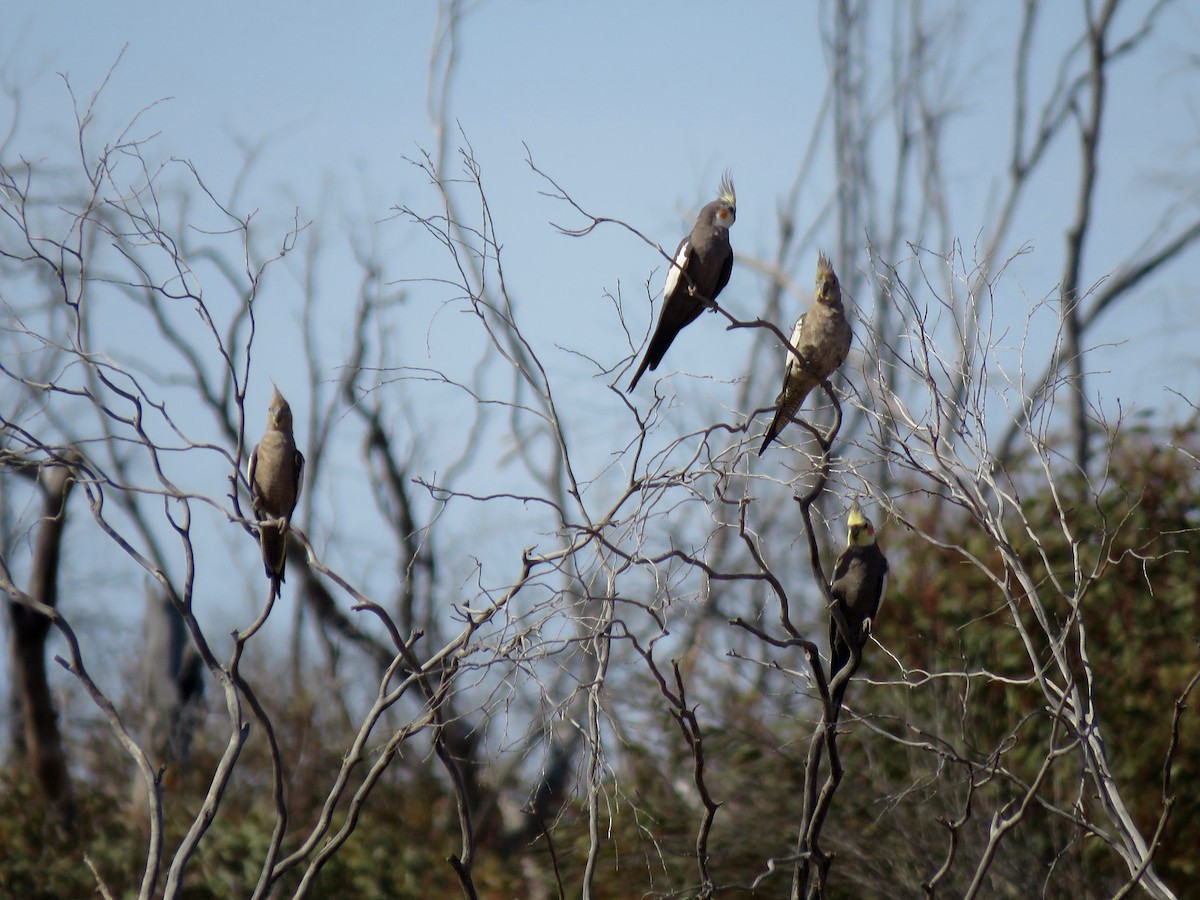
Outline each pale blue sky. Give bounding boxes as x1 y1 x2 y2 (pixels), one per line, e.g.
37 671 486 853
8 2 1197 397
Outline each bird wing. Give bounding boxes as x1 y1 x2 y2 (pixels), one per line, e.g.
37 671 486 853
869 554 890 622
830 545 853 593
627 236 706 391
838 548 889 623
758 315 815 455
247 443 263 513
827 545 856 667
713 244 733 299
782 314 806 379
662 235 690 300
872 570 888 623
291 449 305 515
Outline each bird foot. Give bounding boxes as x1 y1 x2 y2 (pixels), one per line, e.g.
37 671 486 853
688 285 720 312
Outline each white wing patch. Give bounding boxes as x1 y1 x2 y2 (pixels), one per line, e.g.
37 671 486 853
663 239 690 299
784 314 805 373
247 444 260 503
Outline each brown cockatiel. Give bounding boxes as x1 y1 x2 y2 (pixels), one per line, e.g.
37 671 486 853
828 501 889 680
758 253 851 455
247 385 304 599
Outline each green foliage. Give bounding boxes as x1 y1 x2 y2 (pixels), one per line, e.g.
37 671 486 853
834 421 1200 894
0 772 141 899
2 423 1196 896
547 421 1200 896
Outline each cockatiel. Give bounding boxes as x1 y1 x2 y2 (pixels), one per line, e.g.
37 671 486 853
247 385 305 599
758 253 851 454
828 501 889 680
628 172 736 392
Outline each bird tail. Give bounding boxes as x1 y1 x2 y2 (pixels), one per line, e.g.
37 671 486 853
829 640 849 681
828 613 849 678
758 418 782 455
830 619 859 715
627 321 677 392
260 524 289 594
627 354 653 392
758 385 811 455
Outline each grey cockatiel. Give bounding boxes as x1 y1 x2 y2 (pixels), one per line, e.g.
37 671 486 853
828 501 889 680
247 385 305 599
758 253 851 455
627 172 736 392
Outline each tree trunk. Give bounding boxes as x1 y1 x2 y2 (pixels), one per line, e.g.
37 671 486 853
7 462 78 820
140 583 204 769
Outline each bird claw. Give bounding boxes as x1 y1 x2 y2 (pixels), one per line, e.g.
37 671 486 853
687 284 719 312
